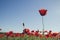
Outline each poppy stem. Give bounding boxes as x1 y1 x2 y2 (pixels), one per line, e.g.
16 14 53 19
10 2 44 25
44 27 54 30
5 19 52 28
42 16 44 35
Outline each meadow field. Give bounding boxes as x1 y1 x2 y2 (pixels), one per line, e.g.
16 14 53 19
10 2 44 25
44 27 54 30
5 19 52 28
0 28 60 40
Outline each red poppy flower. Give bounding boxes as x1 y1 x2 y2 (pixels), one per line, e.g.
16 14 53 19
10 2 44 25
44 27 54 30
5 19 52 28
31 30 35 35
36 30 39 33
27 32 31 35
9 31 13 34
45 34 49 38
30 30 34 36
0 34 5 38
52 33 58 37
6 32 10 37
56 32 60 38
35 32 39 37
49 30 52 34
6 31 13 37
39 34 42 38
31 30 34 32
39 9 47 16
20 33 24 37
15 33 21 37
23 29 30 34
9 34 14 37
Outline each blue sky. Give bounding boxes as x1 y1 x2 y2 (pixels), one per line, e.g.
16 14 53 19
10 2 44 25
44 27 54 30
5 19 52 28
0 0 60 33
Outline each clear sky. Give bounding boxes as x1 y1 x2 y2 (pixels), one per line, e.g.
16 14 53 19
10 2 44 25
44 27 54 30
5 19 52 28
0 0 60 33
